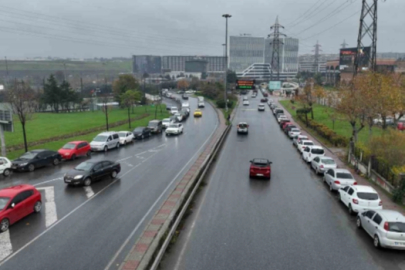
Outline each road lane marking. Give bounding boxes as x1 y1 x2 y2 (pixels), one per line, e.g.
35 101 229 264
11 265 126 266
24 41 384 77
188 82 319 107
104 121 218 270
37 187 57 228
33 177 63 187
0 178 120 267
0 231 12 262
83 186 95 199
117 156 133 162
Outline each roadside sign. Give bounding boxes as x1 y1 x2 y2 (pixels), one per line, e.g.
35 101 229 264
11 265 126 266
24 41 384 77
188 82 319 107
236 80 255 90
269 81 281 91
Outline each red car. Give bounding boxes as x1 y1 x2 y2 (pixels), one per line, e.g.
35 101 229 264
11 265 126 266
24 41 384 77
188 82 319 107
58 141 91 160
281 122 293 130
249 158 272 180
0 184 42 232
398 122 405 131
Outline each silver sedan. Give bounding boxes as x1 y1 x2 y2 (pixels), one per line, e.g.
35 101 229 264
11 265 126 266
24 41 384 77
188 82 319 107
323 168 356 191
311 156 337 175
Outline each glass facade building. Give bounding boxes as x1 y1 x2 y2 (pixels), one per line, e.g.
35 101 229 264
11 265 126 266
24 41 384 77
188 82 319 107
264 37 299 72
229 36 265 72
132 55 162 74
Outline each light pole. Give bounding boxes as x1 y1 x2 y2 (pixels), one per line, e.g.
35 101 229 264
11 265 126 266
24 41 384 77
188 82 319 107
222 14 231 112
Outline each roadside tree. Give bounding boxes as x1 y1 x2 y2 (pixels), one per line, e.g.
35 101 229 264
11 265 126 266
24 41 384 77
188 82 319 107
177 79 189 90
112 74 140 101
120 90 143 129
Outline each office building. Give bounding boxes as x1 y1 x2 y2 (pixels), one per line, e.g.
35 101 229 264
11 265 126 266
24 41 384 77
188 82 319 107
161 56 225 73
132 55 162 74
185 59 208 73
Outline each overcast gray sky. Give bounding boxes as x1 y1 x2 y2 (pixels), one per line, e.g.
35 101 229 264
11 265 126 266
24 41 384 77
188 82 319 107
0 0 404 59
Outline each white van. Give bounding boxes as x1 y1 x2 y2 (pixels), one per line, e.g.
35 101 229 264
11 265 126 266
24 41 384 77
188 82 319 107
182 102 190 112
90 132 120 152
197 97 205 108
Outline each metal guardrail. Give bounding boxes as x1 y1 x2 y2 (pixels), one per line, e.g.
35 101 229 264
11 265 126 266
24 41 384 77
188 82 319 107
149 124 232 270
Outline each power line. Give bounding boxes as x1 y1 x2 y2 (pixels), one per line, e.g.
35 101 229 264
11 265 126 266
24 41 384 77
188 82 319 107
284 0 324 27
287 0 335 29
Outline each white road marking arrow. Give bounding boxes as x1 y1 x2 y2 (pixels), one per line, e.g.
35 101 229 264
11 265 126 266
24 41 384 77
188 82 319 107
0 230 12 262
36 186 58 228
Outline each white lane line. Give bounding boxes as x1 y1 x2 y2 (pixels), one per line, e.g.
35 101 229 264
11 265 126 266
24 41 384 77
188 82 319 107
33 177 63 187
37 186 58 228
0 231 13 262
117 156 133 162
83 186 95 199
0 178 120 267
104 120 218 270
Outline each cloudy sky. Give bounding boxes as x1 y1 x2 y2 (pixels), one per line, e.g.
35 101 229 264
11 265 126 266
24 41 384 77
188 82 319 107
0 0 404 59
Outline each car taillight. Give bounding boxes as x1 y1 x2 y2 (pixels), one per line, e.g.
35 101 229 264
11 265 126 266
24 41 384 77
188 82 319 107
320 165 324 169
353 182 357 185
379 200 382 206
352 198 358 204
384 222 389 231
334 180 340 184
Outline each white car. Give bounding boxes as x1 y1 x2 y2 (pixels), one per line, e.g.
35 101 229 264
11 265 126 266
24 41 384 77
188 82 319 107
243 96 248 101
174 112 183 122
0 157 12 177
297 140 314 153
237 122 249 134
288 128 300 139
118 131 134 145
324 168 357 191
162 118 174 129
170 106 179 115
293 135 308 147
258 104 265 111
302 145 325 162
243 100 249 106
311 156 337 175
356 209 405 249
165 123 184 136
339 185 382 215
277 115 288 123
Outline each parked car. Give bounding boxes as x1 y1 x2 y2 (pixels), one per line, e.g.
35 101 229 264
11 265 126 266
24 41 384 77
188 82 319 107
194 109 203 117
133 127 151 139
281 121 293 130
274 108 284 115
258 104 265 111
279 118 290 127
243 100 250 106
165 123 184 136
58 141 91 160
90 132 120 152
0 157 12 177
12 150 62 172
302 145 325 163
249 158 272 180
293 135 308 147
288 128 300 139
64 160 121 186
118 131 134 145
311 156 337 175
170 106 179 115
237 122 249 134
397 121 405 131
148 120 163 134
297 140 314 153
162 118 174 129
324 168 357 192
283 124 297 134
0 184 42 232
277 115 288 123
356 209 405 249
339 185 382 215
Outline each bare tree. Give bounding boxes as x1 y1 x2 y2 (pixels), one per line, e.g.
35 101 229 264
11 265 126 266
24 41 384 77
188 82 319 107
6 81 38 152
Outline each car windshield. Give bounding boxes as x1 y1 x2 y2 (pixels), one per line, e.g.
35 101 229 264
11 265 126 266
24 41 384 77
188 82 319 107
163 119 170 123
387 222 405 233
0 197 10 210
322 159 335 165
20 152 37 160
239 124 248 128
311 149 324 154
149 122 158 127
118 133 127 137
169 124 178 128
336 173 353 179
252 159 269 166
93 135 107 142
62 143 76 149
357 192 379 200
134 127 144 132
291 129 299 132
304 142 314 145
75 162 94 171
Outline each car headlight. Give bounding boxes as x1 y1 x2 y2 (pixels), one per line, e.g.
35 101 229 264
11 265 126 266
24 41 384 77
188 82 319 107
74 175 83 179
19 163 28 166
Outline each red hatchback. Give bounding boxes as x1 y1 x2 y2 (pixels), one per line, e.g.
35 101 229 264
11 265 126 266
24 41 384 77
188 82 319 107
0 184 42 232
58 141 91 160
249 158 272 180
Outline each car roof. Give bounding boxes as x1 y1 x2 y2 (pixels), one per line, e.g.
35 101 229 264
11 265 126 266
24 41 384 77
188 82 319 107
238 122 248 125
118 131 131 133
98 132 117 135
301 140 313 143
162 118 171 121
351 185 377 193
67 141 86 144
252 158 270 164
308 145 323 149
320 156 334 160
30 149 48 153
134 126 145 129
149 120 160 122
373 210 405 221
335 168 351 173
0 184 36 197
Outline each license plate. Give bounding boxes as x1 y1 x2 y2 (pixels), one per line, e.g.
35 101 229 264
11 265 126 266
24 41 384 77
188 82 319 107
256 174 263 176
395 242 405 246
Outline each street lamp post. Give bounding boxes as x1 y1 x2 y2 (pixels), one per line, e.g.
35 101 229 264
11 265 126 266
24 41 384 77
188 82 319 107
222 14 231 113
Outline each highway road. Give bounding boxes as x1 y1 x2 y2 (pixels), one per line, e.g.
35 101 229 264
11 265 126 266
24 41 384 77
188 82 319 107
0 96 219 270
161 92 405 270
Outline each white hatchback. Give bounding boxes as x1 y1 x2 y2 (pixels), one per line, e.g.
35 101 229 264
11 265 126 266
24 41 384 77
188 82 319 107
311 156 337 175
324 168 357 191
297 140 314 153
302 145 325 162
243 100 250 106
288 128 300 139
339 185 382 215
0 157 12 177
118 131 134 145
293 135 308 147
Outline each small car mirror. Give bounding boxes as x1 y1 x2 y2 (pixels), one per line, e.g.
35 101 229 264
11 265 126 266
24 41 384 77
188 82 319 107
249 160 253 163
10 203 15 208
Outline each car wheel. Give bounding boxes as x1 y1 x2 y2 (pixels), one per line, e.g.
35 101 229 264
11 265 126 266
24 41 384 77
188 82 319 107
34 201 42 213
28 164 35 172
104 146 108 152
86 151 91 157
348 204 354 215
0 218 10 232
374 235 381 249
3 169 11 177
71 154 76 161
315 168 319 175
111 170 118 178
123 141 126 145
356 217 362 229
116 143 120 149
329 182 333 192
83 178 92 186
53 158 60 166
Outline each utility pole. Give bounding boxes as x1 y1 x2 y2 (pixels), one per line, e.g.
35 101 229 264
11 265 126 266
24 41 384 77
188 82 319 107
4 57 9 87
313 41 322 73
269 16 286 85
63 63 67 81
353 0 383 76
222 14 231 113
341 39 348 49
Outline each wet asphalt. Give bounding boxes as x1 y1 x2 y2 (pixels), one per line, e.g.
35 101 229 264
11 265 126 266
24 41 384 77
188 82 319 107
0 96 219 270
160 92 405 270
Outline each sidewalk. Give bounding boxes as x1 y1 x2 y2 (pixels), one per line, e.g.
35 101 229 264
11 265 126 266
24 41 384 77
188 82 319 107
275 97 405 215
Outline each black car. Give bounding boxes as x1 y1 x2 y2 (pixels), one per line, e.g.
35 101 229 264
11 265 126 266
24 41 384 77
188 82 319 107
64 160 121 186
181 109 189 118
12 149 62 172
182 94 189 100
133 127 152 139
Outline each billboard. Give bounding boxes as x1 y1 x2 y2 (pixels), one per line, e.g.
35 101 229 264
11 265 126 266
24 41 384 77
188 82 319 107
269 81 281 90
339 47 370 72
236 80 255 90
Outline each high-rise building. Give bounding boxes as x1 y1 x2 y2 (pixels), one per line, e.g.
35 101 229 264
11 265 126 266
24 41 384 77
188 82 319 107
229 36 265 72
185 59 208 73
132 55 162 74
161 56 225 72
264 37 299 72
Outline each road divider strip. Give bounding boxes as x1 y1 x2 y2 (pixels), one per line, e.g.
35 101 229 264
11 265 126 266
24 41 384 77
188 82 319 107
117 105 233 270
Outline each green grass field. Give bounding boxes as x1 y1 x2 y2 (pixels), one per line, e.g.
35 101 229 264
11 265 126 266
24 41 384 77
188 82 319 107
5 105 169 152
0 60 131 72
279 100 383 145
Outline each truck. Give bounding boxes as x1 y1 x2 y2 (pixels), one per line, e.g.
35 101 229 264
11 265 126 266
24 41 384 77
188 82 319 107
197 96 205 108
